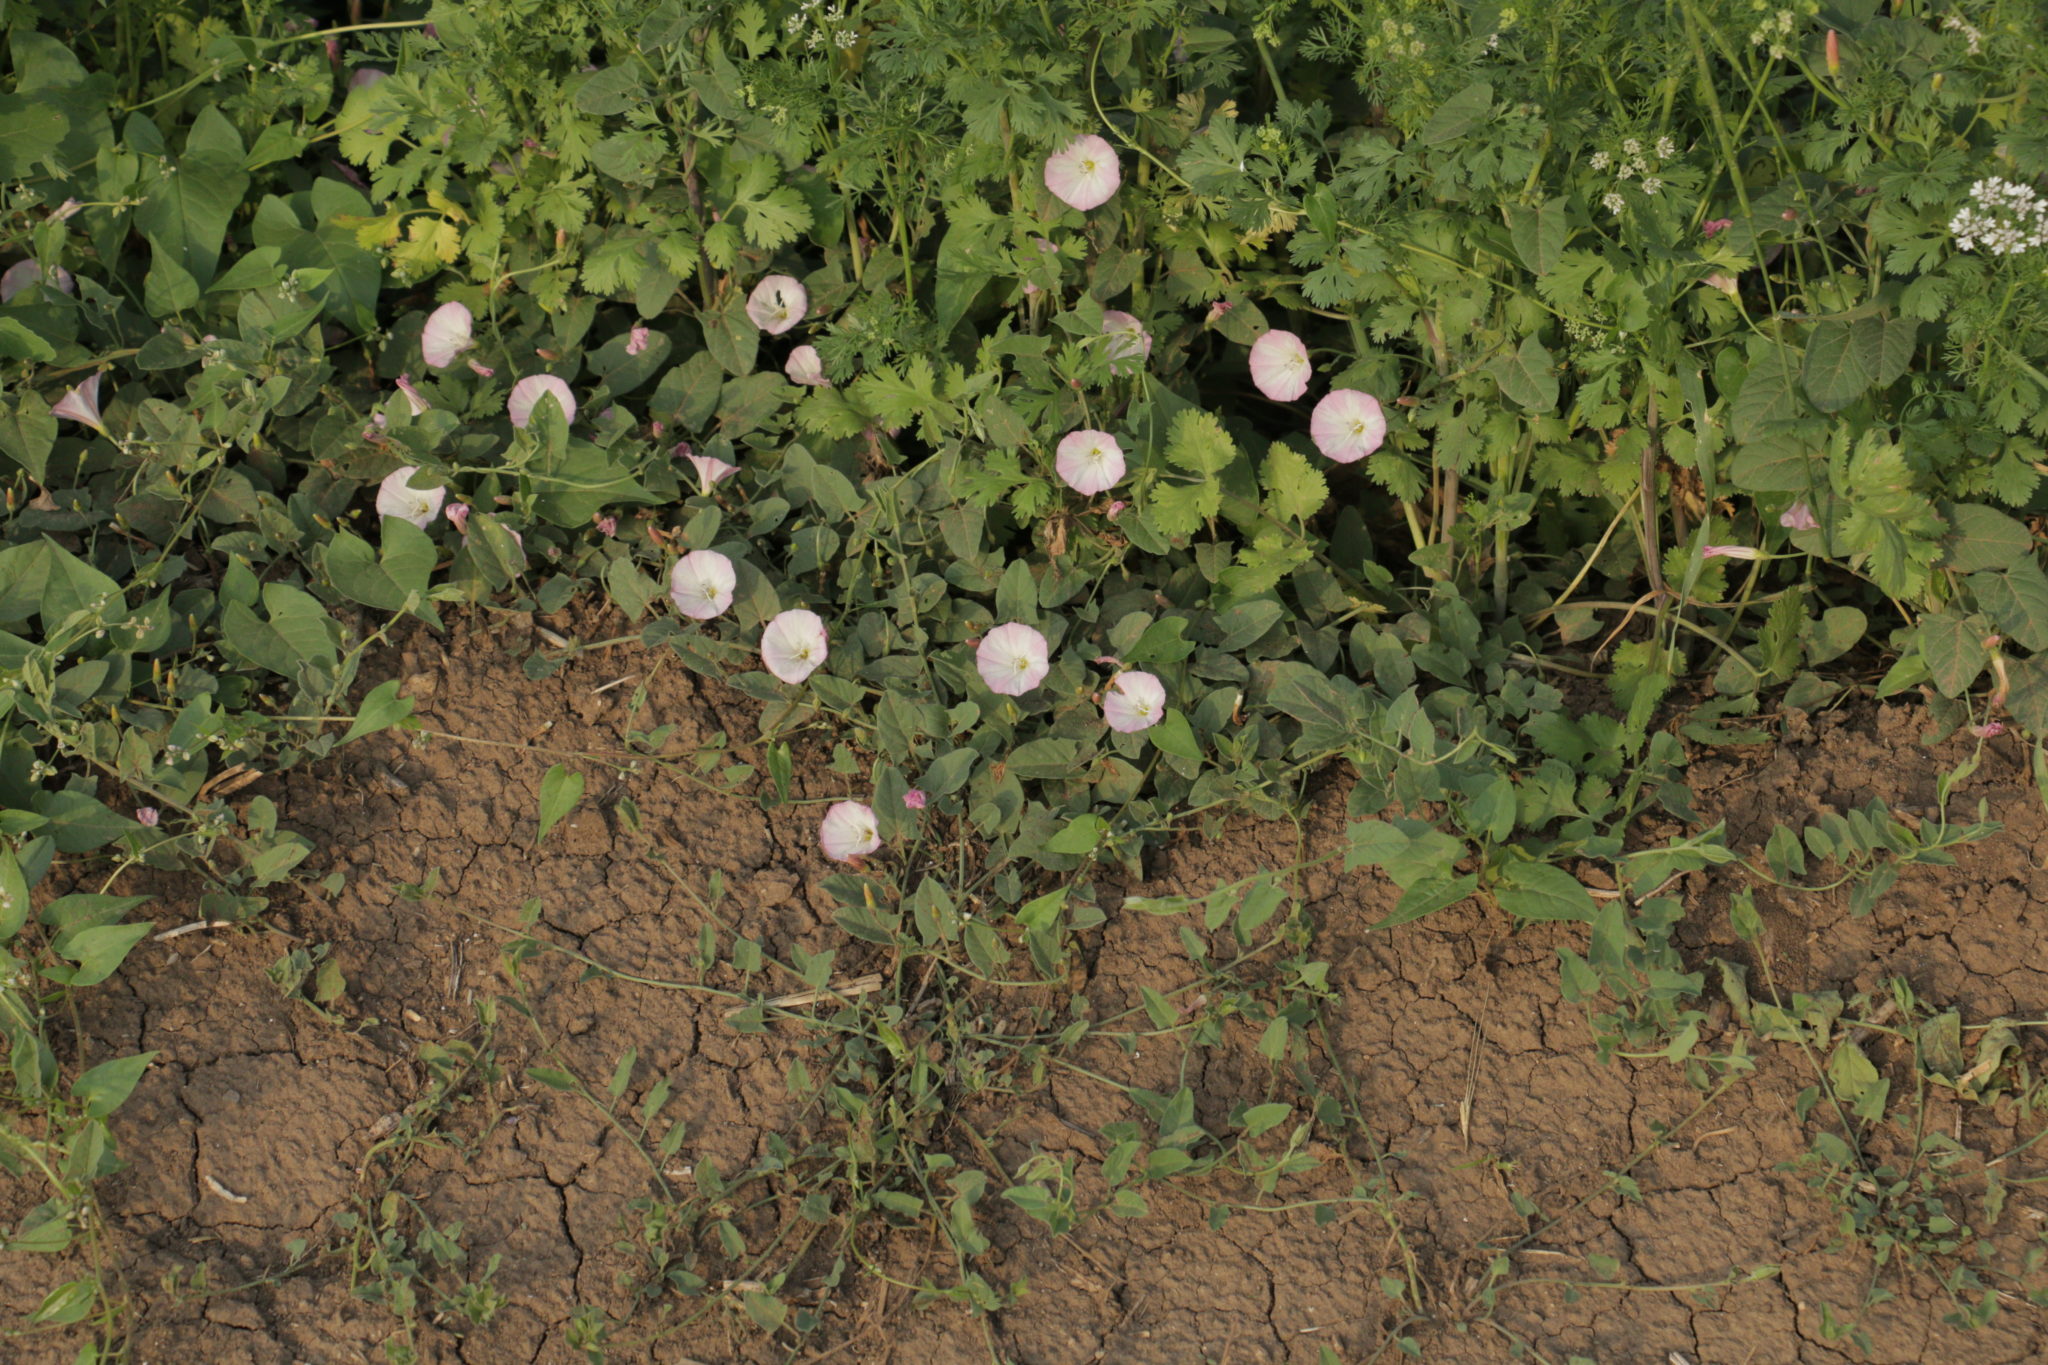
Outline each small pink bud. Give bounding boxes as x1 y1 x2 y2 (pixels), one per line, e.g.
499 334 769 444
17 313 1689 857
903 788 928 810
1702 544 1761 560
1105 500 1126 519
446 502 471 533
1826 29 1840 76
1971 721 2006 739
626 325 651 356
595 515 618 537
1702 218 1734 238
135 806 160 828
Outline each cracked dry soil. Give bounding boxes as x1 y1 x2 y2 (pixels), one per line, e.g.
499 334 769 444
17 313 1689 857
7 608 2048 1364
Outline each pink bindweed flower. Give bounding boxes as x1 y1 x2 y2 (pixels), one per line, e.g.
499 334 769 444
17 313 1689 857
976 623 1051 696
1779 500 1818 531
507 374 577 428
1056 429 1126 496
1248 329 1312 402
1 259 74 303
746 275 807 335
595 515 617 537
684 450 738 495
376 465 447 528
819 800 882 863
626 325 651 356
761 609 830 684
1702 544 1761 560
1105 500 1127 519
394 373 430 415
1310 389 1386 464
135 806 160 828
421 301 473 368
785 344 829 386
1043 134 1121 211
1101 311 1151 375
466 357 495 377
1702 218 1734 238
903 788 928 810
51 373 108 436
446 502 471 533
1971 720 2006 739
669 550 736 620
1101 670 1167 733
1206 299 1234 325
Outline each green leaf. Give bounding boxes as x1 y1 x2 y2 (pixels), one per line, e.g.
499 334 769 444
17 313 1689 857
71 1051 157 1119
1972 563 2048 652
342 679 417 746
1730 346 1806 442
1416 81 1492 145
1241 1102 1291 1137
0 845 25 940
1942 504 2033 574
54 921 152 987
1510 197 1569 275
1364 874 1479 932
1917 611 1989 698
1801 319 1873 412
0 390 57 483
35 792 135 854
536 764 584 846
1164 409 1238 477
1492 335 1558 412
1043 813 1106 856
1495 861 1597 923
1261 442 1328 524
525 1066 580 1091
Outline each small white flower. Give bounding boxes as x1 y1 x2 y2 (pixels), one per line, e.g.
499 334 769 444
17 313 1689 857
1588 151 1610 171
1603 192 1626 216
1655 136 1677 159
1642 177 1663 196
668 551 736 620
819 801 881 863
761 609 830 684
1622 138 1641 156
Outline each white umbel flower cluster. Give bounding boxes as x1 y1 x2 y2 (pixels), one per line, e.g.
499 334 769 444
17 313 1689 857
1949 178 2048 256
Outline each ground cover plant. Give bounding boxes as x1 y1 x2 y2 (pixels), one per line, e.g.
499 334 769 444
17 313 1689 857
3 0 2048 1359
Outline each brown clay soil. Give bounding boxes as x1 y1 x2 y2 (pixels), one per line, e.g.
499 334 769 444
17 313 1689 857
9 607 2048 1365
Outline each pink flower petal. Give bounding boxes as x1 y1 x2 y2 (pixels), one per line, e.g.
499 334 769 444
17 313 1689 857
976 623 1050 696
421 301 473 368
1779 500 1818 531
376 465 447 528
1101 310 1151 376
1702 544 1761 560
1309 389 1386 464
903 788 928 810
50 373 106 435
1101 671 1167 733
1 259 73 303
785 344 830 386
669 550 736 620
1056 429 1126 496
1044 134 1121 211
394 373 430 415
1248 329 1311 401
819 800 881 862
508 374 577 428
684 450 738 495
746 275 807 335
761 609 829 684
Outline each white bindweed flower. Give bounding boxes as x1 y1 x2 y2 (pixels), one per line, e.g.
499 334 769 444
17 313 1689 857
668 550 736 620
1055 429 1126 495
976 622 1051 696
394 373 430 415
1702 544 1761 560
1101 310 1151 376
683 447 738 494
1 259 74 303
508 374 577 428
1309 389 1387 464
785 344 830 386
1043 134 1121 211
1248 329 1312 401
376 465 447 528
746 275 807 334
421 301 473 368
1101 671 1167 733
761 609 829 683
818 800 881 863
51 372 107 436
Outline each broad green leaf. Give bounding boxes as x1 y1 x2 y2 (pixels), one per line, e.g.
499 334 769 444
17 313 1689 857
0 844 28 939
1972 563 2048 653
1494 861 1597 923
1364 874 1479 932
1801 319 1873 412
1416 81 1492 144
1043 813 1106 856
1942 503 2033 574
1917 611 1989 698
1492 335 1558 412
536 764 584 845
54 921 152 986
1730 346 1806 442
71 1051 157 1119
1510 197 1568 275
1241 1102 1291 1137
